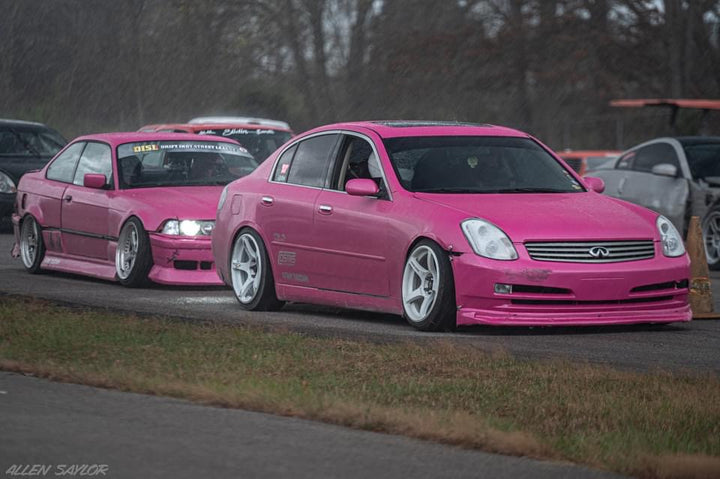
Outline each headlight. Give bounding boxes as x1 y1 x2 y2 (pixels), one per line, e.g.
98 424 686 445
461 218 517 260
0 171 16 194
217 185 229 212
656 215 685 257
161 219 215 236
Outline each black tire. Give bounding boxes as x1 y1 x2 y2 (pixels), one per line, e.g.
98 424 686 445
702 207 720 270
401 239 456 332
115 217 152 287
19 214 45 274
229 228 284 311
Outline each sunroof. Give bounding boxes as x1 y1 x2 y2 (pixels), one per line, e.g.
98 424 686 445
371 120 492 128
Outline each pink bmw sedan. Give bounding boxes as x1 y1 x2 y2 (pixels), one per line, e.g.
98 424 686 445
13 132 257 286
212 121 691 331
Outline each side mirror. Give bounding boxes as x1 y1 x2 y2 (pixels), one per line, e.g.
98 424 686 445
346 178 379 197
84 173 107 189
583 176 605 194
651 163 678 177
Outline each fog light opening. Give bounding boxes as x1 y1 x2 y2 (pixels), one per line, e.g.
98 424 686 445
494 283 512 294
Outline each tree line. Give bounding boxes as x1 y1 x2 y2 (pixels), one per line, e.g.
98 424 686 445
1 0 719 150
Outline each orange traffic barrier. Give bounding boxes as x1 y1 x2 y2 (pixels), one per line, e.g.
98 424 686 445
686 216 720 318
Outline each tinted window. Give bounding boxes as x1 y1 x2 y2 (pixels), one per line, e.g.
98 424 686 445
384 136 583 193
197 128 293 162
46 142 85 183
684 143 720 180
0 126 66 156
286 134 339 188
272 144 298 182
631 143 679 173
73 142 112 186
116 141 254 189
333 135 386 191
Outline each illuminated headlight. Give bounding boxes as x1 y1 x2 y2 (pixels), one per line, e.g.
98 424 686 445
461 218 517 260
161 219 215 236
656 215 685 257
0 171 16 194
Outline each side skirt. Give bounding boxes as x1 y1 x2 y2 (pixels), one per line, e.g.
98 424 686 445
276 283 403 315
40 253 117 282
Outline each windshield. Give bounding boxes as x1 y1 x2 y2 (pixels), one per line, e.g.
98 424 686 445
0 127 66 156
384 136 584 193
685 143 720 181
196 128 292 162
117 141 258 189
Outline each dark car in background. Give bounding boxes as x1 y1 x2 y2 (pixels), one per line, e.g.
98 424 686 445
0 119 67 219
590 137 720 268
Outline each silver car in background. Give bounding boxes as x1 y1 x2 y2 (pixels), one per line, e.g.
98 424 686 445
590 137 720 268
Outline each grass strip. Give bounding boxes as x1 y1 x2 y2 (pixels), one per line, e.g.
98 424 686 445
1 295 719 478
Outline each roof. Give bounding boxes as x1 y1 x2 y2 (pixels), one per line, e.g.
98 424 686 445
0 118 52 128
308 121 527 139
73 132 242 147
139 122 293 133
610 99 720 110
188 116 292 130
676 136 720 146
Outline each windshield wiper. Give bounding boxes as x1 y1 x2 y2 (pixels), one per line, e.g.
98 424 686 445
414 187 487 193
488 187 576 193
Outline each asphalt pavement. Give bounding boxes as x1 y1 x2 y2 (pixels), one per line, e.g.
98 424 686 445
0 372 622 479
1 232 719 373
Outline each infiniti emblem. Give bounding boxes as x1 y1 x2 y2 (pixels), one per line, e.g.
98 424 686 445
588 246 610 258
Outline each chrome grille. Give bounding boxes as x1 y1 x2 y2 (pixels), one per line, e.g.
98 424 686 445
525 241 655 263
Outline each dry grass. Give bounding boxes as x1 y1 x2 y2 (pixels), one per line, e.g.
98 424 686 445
1 295 719 478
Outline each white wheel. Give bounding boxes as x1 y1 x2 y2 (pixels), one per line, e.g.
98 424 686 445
402 245 440 322
231 232 263 304
401 240 456 331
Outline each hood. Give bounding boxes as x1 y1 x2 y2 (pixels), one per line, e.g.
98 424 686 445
118 186 223 224
0 155 52 182
414 192 659 242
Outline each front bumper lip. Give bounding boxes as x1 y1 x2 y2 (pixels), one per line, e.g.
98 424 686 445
147 233 223 286
452 246 691 326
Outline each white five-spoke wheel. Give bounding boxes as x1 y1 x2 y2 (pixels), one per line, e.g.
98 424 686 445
229 229 283 311
703 209 720 270
231 233 263 304
403 245 440 322
401 240 456 331
19 215 45 273
115 218 152 287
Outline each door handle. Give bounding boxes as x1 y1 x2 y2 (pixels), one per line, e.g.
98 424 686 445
63 195 72 202
261 196 274 206
318 204 333 214
617 178 626 196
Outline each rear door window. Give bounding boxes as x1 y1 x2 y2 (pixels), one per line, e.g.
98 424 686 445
283 134 340 188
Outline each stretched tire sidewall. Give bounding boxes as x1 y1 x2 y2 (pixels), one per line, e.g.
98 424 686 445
20 214 45 274
116 217 152 287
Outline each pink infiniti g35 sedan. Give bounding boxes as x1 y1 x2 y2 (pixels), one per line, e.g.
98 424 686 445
12 132 257 286
212 121 692 331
